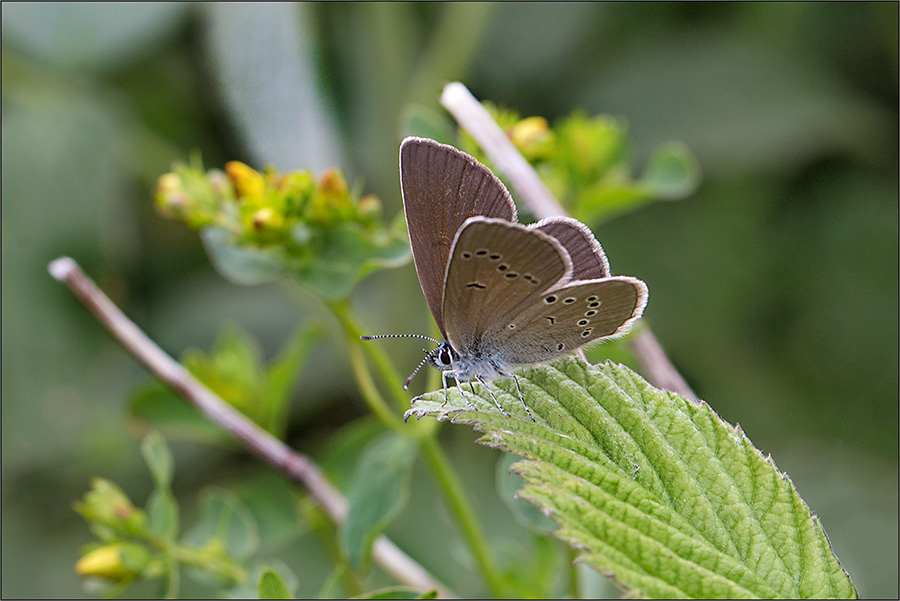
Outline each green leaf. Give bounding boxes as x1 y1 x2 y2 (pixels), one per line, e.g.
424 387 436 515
183 489 259 562
201 225 286 285
638 141 701 200
292 221 411 300
351 586 437 599
495 452 555 533
200 220 410 300
141 431 174 490
146 489 179 541
316 565 347 599
341 432 419 571
406 357 856 599
258 568 293 599
400 104 456 145
129 382 232 446
261 323 323 434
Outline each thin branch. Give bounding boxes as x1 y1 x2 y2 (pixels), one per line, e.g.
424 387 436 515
441 82 567 220
48 257 455 598
440 82 699 403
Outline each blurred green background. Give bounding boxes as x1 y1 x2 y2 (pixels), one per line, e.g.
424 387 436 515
2 3 897 598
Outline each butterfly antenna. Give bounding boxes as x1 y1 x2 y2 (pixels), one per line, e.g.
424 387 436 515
360 333 441 345
403 350 434 390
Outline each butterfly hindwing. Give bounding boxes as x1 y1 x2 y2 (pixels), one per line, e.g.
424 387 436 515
532 216 610 279
400 138 516 335
483 277 648 365
442 217 572 353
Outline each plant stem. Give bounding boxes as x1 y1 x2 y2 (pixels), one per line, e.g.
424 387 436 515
328 299 410 411
344 325 406 430
328 298 507 596
48 257 454 598
418 436 508 598
440 82 699 402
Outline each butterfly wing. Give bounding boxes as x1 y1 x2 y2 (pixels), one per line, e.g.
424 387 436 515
400 137 516 335
484 277 648 365
441 217 572 353
532 216 610 279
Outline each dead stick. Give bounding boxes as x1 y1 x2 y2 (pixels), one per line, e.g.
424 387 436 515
48 256 455 597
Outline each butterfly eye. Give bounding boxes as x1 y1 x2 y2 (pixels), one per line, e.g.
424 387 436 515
439 348 453 365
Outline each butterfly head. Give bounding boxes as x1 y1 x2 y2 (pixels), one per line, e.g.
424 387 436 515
427 340 458 371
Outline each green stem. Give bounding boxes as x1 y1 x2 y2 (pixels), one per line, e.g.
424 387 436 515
345 334 405 431
329 298 506 596
567 546 580 599
328 300 409 411
418 436 507 597
169 542 245 586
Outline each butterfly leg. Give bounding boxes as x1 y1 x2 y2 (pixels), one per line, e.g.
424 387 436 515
474 375 511 417
511 374 535 422
454 376 476 410
440 370 450 407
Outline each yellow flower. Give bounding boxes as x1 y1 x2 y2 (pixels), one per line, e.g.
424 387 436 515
226 161 266 202
76 545 131 581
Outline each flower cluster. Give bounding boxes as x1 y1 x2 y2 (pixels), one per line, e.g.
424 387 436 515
154 158 410 299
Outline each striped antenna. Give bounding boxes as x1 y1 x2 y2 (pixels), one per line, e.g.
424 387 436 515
360 333 441 345
403 350 435 390
360 334 442 389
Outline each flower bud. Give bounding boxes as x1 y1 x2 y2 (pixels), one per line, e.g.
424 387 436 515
356 194 381 224
311 169 353 225
226 161 266 202
74 479 147 536
154 173 191 219
251 207 286 241
75 543 150 581
510 116 553 160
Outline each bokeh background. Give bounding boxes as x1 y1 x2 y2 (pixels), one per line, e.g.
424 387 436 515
2 3 897 598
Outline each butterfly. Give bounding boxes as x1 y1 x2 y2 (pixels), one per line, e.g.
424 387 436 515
363 137 647 420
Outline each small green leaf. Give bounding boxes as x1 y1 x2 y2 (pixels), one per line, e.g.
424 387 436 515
129 382 232 446
292 221 411 300
341 432 419 571
146 489 179 541
400 104 456 145
639 141 701 200
141 431 174 490
183 489 259 561
258 568 293 599
406 357 856 599
316 565 347 599
261 323 323 434
201 225 286 285
351 586 437 599
495 452 555 533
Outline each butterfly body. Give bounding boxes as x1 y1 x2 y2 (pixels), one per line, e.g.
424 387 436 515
365 137 648 418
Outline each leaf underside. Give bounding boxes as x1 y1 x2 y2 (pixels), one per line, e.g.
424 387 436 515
405 357 856 599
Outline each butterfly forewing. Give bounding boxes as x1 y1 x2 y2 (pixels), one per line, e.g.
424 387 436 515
484 277 648 365
400 137 516 335
532 217 610 279
442 217 572 353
